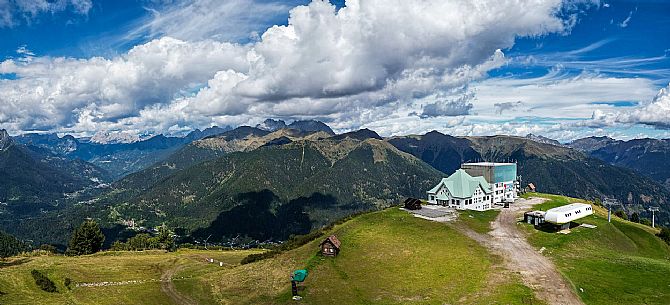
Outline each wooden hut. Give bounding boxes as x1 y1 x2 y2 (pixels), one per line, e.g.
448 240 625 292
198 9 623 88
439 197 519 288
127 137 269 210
320 235 341 257
404 198 422 210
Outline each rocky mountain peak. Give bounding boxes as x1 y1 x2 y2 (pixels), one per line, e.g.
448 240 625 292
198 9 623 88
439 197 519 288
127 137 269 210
0 129 12 150
526 134 562 147
256 119 288 131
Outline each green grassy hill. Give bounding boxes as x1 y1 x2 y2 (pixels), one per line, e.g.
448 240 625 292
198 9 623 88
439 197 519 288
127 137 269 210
0 208 541 305
0 249 261 305
3 195 669 305
520 193 670 305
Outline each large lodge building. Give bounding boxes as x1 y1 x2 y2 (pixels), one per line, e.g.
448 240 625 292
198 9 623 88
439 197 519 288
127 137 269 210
427 162 518 211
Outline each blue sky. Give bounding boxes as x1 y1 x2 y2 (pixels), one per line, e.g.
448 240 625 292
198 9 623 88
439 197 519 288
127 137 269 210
0 0 669 141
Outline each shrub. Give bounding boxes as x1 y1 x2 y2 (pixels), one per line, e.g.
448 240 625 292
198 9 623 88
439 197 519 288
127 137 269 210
658 227 670 245
31 270 57 293
39 244 58 254
110 225 176 252
593 198 603 207
614 210 628 220
640 218 652 226
630 212 640 223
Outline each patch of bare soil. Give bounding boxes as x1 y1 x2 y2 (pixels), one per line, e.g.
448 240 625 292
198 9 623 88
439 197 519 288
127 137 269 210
161 261 198 305
455 198 584 305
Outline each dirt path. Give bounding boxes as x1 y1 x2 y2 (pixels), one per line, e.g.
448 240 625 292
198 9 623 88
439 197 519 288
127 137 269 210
161 262 198 305
455 198 584 305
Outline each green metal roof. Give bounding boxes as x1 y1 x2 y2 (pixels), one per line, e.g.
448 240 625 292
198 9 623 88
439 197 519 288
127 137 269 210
427 169 491 199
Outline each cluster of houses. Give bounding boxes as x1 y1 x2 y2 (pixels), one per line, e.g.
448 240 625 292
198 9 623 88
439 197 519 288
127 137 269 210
426 162 519 211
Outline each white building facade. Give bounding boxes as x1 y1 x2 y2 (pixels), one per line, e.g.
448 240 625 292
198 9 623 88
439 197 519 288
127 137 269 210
427 162 519 211
427 169 494 211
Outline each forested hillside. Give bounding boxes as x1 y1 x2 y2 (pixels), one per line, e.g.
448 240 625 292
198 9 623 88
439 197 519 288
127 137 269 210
101 137 442 242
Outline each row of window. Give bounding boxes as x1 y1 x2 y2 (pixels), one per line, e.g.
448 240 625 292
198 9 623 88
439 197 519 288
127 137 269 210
565 207 592 218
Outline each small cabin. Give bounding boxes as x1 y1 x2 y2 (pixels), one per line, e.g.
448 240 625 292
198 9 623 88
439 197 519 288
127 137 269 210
524 210 546 226
320 235 341 257
404 198 422 210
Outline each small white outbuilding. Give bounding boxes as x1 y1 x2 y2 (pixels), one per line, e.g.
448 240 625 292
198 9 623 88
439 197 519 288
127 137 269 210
544 203 593 224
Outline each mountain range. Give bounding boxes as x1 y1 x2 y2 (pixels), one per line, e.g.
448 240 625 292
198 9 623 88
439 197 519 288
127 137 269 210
567 137 670 190
1 122 669 246
0 130 108 218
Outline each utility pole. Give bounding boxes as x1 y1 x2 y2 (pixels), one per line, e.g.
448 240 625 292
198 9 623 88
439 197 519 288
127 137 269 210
649 207 660 228
603 197 618 223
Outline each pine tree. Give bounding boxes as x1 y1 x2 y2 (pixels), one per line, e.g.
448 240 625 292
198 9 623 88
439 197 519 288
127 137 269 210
68 220 105 255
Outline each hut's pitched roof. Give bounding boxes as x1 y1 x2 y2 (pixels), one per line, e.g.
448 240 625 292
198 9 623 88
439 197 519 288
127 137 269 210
321 235 341 249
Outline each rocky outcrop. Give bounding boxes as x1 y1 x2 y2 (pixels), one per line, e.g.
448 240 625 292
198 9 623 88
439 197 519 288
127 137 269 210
0 129 12 151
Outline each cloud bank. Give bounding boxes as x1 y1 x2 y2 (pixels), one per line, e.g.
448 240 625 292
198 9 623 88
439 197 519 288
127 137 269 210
589 83 670 129
0 0 593 136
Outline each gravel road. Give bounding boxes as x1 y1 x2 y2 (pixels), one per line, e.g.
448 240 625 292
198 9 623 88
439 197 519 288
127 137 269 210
161 262 198 305
456 198 584 305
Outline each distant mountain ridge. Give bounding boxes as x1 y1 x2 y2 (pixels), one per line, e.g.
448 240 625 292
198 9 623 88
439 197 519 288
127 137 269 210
567 136 620 152
12 126 232 180
525 133 563 146
0 129 109 218
256 119 335 135
569 137 670 190
4 122 670 246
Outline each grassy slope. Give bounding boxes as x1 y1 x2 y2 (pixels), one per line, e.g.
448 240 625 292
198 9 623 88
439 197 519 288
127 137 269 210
198 208 541 305
458 209 500 234
0 249 260 305
0 209 539 305
521 193 670 305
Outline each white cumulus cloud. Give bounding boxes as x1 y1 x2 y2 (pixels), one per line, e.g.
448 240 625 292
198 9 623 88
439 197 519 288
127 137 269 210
1 0 586 136
589 83 670 128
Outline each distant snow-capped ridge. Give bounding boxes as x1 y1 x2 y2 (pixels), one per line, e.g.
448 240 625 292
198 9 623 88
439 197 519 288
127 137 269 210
90 131 151 144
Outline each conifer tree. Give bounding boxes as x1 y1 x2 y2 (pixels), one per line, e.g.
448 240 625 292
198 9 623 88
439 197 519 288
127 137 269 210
68 220 105 255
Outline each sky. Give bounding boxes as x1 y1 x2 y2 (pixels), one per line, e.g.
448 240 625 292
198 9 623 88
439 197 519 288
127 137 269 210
0 0 669 142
